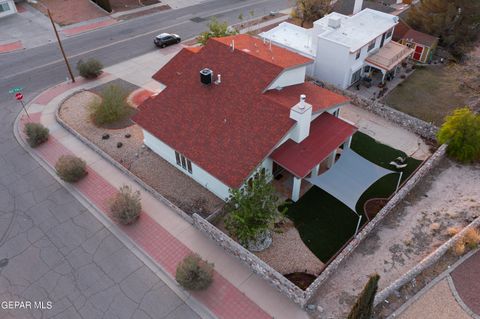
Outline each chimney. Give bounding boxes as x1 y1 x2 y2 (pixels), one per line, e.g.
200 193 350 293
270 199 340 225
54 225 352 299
200 68 213 85
353 0 363 15
289 95 312 143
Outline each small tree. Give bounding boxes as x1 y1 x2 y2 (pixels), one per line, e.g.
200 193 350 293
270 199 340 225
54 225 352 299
24 122 49 147
77 58 103 79
176 254 214 290
197 17 238 45
347 273 380 319
437 107 480 163
109 185 141 225
225 169 285 247
293 0 333 27
55 155 87 183
90 85 129 125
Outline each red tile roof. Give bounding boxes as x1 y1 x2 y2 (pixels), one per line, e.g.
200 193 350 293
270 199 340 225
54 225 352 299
214 34 313 69
133 35 348 189
264 82 350 113
393 20 438 48
270 113 357 178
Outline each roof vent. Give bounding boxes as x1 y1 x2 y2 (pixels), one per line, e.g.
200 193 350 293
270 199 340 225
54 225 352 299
328 16 341 29
200 68 213 85
299 94 306 109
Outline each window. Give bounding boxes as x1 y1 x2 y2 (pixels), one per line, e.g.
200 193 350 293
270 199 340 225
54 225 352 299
351 68 362 85
364 65 371 73
367 40 376 52
0 2 10 12
174 151 192 174
355 50 361 60
386 28 393 38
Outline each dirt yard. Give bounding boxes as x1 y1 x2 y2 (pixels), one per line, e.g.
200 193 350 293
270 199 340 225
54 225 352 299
33 0 107 26
385 50 480 126
59 91 223 216
313 159 480 318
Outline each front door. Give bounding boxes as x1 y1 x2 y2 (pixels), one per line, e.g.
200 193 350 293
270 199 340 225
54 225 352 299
272 162 284 178
413 45 423 61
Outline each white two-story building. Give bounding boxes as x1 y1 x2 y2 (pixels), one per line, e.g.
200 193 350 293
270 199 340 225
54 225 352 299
260 8 413 89
0 0 17 18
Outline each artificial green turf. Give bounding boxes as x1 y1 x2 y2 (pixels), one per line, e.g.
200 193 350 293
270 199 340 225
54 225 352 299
286 132 423 263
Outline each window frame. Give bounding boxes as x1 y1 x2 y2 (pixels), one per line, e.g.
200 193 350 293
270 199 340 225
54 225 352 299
367 39 376 52
355 49 361 60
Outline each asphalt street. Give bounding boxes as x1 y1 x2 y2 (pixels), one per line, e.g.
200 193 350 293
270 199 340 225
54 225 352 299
0 1 289 318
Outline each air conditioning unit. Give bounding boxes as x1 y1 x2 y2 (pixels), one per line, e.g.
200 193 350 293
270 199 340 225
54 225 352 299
200 68 213 85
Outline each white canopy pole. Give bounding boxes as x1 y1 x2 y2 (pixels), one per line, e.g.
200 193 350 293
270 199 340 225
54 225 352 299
395 171 403 193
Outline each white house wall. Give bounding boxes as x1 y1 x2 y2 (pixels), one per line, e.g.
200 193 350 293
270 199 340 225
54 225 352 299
314 38 351 88
143 130 231 200
267 66 307 90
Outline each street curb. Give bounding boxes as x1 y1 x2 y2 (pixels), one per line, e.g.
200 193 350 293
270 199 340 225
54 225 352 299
387 248 479 319
13 82 216 319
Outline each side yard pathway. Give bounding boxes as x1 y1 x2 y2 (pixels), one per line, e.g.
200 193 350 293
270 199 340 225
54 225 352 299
16 77 309 318
396 249 480 319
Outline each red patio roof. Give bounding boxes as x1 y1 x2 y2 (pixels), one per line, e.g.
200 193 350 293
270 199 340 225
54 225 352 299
270 113 357 178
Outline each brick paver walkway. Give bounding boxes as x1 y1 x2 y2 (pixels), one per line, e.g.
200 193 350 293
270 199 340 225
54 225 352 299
451 250 480 316
18 81 275 319
0 40 23 54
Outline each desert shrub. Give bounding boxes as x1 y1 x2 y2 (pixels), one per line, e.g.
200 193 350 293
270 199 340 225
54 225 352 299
453 239 466 256
109 185 141 225
437 107 480 163
55 155 87 182
348 273 380 319
175 254 214 290
24 122 49 147
90 85 129 125
446 226 461 237
77 58 103 79
463 228 480 249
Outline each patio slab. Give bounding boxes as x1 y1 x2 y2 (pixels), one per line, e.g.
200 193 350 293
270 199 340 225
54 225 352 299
339 103 431 160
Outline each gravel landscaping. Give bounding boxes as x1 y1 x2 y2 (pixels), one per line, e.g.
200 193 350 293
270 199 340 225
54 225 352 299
59 91 223 216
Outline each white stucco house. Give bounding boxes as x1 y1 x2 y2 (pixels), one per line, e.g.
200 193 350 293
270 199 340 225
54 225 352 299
133 34 357 202
260 8 413 89
0 0 17 18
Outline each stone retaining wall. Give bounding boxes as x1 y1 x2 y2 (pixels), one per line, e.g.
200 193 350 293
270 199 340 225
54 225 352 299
375 215 480 306
324 84 439 141
55 91 194 224
303 144 447 304
191 214 307 306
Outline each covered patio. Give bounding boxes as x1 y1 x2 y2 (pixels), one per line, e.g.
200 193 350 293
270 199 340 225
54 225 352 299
364 41 414 85
270 112 357 202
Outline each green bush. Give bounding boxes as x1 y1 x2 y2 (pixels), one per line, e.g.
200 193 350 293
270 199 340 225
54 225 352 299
225 169 285 246
90 85 129 125
176 254 214 290
437 107 480 163
77 58 103 79
109 185 141 225
55 155 87 183
197 17 238 45
24 122 49 147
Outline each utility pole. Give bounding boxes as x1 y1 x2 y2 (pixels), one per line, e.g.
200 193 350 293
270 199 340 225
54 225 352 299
43 5 75 82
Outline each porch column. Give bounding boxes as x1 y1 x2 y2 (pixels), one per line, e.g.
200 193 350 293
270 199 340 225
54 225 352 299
381 70 387 84
343 136 352 149
292 176 302 202
311 164 320 177
327 149 337 168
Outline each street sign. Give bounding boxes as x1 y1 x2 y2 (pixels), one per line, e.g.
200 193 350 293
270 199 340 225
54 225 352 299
15 93 23 101
8 87 23 94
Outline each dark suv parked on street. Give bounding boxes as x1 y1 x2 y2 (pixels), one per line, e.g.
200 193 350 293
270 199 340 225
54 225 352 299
154 33 181 48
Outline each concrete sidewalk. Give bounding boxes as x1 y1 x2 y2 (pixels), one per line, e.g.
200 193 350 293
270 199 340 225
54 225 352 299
15 48 310 319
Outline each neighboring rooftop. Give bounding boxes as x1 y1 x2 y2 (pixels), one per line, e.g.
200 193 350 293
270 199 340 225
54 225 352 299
259 23 316 57
333 0 396 15
133 35 349 189
314 9 398 52
393 19 438 48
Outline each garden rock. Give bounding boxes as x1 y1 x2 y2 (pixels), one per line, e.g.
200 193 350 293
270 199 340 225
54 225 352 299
247 230 272 252
125 133 131 138
102 133 110 140
117 142 123 148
